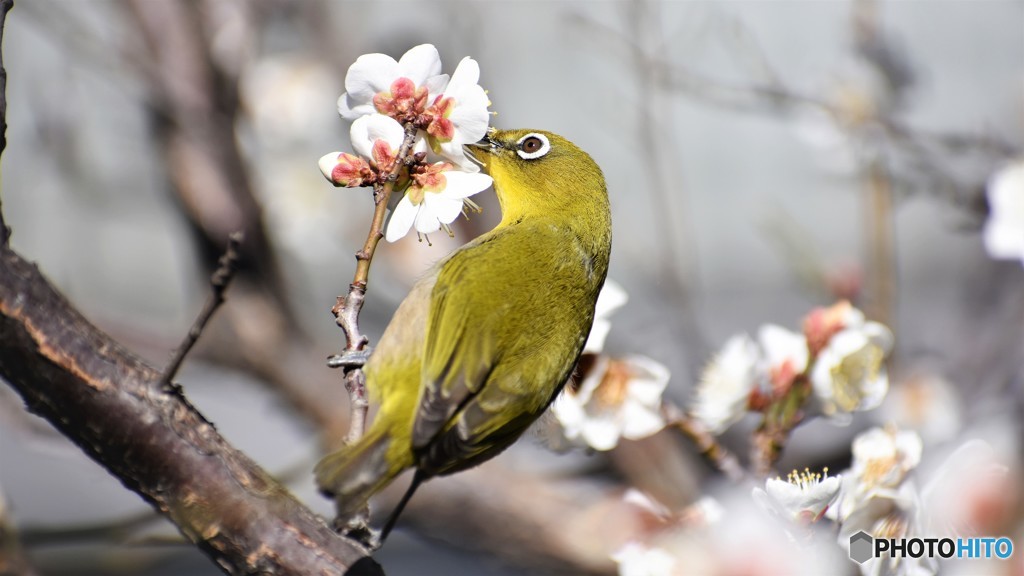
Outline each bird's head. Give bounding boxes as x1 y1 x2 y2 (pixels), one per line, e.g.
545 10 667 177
466 128 609 228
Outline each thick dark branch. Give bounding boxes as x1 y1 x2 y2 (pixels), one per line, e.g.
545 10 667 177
0 247 381 576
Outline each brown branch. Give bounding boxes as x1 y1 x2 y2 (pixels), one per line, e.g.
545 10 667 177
330 122 420 446
160 231 243 388
0 248 381 575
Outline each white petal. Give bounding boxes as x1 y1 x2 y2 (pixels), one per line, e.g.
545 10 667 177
594 279 629 319
385 195 418 242
350 114 403 159
573 356 607 405
621 355 670 406
863 321 895 353
397 44 442 85
422 194 464 227
613 543 676 576
551 392 587 437
580 415 623 451
438 145 480 172
984 220 1024 261
337 93 376 121
412 201 443 235
692 333 759 433
446 57 480 92
447 84 491 142
983 163 1024 262
424 74 449 97
620 400 665 439
344 53 399 103
758 324 809 374
439 171 492 199
317 152 342 180
583 319 611 354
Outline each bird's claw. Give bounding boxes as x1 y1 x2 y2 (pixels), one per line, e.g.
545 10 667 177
327 348 373 369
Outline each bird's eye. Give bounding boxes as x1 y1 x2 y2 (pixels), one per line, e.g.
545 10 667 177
516 133 550 160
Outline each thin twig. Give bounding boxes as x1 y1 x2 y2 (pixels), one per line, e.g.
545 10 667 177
0 0 13 247
330 122 420 446
662 402 747 483
159 231 244 388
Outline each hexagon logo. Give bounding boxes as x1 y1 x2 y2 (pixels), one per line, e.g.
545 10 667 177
849 531 874 564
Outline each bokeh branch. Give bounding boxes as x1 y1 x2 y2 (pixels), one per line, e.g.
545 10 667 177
122 0 348 439
159 231 244 388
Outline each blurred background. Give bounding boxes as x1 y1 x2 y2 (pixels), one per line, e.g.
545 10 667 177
0 1 1021 574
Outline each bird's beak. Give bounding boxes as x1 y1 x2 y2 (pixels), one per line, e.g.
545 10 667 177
464 128 498 168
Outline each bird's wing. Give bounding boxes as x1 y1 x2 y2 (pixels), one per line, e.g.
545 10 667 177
411 223 596 460
410 233 501 450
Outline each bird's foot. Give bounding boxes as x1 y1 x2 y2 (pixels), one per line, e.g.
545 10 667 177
327 347 373 369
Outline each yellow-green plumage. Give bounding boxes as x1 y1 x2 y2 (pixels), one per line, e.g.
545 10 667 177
315 128 612 523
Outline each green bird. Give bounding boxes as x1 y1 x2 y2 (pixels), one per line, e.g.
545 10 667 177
315 128 612 541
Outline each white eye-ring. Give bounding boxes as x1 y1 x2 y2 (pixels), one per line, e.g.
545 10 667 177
516 133 550 160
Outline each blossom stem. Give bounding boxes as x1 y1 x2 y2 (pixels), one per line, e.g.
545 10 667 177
330 121 420 446
663 402 747 482
751 377 811 477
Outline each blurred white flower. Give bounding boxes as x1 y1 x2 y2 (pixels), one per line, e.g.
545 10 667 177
612 542 676 576
918 440 1016 539
833 434 1014 576
241 57 339 144
877 372 962 446
830 427 923 524
337 44 446 121
809 304 893 420
584 279 628 354
553 355 669 451
755 467 841 524
983 160 1024 265
385 164 492 242
758 324 809 393
691 333 760 434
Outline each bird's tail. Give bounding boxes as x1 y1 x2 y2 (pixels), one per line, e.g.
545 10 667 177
314 424 408 519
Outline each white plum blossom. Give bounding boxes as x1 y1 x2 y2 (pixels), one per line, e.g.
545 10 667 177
421 57 491 171
584 279 628 354
318 114 491 242
757 324 810 394
983 160 1024 265
807 302 893 421
691 333 760 433
319 114 423 187
754 467 841 524
337 44 446 121
553 355 669 451
334 43 490 172
385 167 492 242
